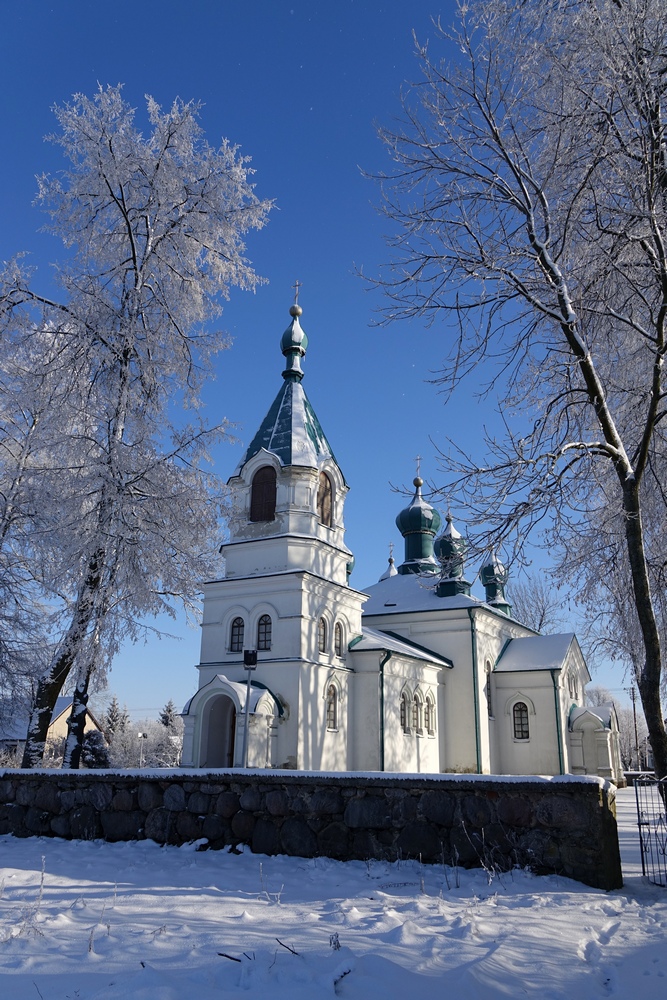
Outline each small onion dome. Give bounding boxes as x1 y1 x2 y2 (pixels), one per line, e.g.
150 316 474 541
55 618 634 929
395 477 441 575
434 513 471 596
281 303 308 381
379 553 398 581
480 551 511 615
434 513 467 569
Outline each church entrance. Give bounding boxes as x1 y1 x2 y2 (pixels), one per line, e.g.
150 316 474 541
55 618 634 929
204 695 237 767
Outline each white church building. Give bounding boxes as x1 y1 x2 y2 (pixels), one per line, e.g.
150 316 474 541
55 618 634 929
181 303 623 782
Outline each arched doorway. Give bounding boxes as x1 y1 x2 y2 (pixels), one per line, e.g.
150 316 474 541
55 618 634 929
204 695 237 767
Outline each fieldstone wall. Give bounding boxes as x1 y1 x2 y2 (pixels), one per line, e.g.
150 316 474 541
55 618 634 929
0 770 622 890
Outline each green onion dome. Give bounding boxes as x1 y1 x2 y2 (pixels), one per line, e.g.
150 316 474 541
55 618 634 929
395 477 441 575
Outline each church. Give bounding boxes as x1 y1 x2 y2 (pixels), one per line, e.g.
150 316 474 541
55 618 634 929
181 303 623 782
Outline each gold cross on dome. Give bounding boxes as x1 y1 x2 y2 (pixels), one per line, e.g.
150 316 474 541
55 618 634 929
292 279 302 304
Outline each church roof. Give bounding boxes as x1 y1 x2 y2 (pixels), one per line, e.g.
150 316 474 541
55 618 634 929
494 633 579 672
234 378 340 475
362 570 485 616
351 625 453 668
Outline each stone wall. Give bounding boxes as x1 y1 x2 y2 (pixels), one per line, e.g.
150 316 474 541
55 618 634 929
0 770 622 890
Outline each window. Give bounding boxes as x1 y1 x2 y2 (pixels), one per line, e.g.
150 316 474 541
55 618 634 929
326 684 337 730
317 471 333 526
400 693 409 733
334 622 343 657
318 617 327 653
425 695 436 734
230 617 244 652
250 466 277 522
412 694 423 732
257 614 272 650
513 701 530 740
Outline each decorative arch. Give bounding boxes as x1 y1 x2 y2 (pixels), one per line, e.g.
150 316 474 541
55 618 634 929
424 690 436 734
250 466 277 522
399 683 413 734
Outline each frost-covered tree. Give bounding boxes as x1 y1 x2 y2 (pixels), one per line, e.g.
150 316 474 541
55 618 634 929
108 717 182 769
508 573 568 635
102 696 130 742
1 86 271 768
374 0 667 777
159 699 179 731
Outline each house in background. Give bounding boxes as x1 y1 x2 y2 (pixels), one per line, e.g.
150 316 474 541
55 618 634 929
181 303 623 783
0 696 103 764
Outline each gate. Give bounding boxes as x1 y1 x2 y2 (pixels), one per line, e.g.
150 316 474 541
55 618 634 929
634 776 667 886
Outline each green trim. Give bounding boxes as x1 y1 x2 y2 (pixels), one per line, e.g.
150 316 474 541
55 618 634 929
467 608 482 773
550 669 565 775
348 634 364 649
379 651 392 772
382 630 454 668
492 636 513 670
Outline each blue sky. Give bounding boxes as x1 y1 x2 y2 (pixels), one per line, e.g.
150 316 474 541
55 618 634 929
0 1 628 718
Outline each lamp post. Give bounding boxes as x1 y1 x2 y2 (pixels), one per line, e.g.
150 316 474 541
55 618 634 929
241 649 257 768
138 732 148 768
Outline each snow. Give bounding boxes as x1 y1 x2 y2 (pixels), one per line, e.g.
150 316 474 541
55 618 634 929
0 787 664 998
494 633 577 672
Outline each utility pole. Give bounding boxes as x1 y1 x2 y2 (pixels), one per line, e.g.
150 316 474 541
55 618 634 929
242 649 257 768
630 686 641 769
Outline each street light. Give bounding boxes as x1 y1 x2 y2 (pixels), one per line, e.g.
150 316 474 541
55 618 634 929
241 650 257 768
138 732 148 768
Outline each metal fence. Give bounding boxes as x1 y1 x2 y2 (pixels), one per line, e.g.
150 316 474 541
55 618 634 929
634 775 667 887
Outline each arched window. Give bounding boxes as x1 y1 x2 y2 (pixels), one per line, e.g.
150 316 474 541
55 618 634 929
326 684 337 730
230 617 244 652
318 617 327 653
400 693 409 733
412 694 423 732
513 701 530 740
334 622 343 657
257 614 272 650
250 466 277 522
317 471 333 527
425 695 436 734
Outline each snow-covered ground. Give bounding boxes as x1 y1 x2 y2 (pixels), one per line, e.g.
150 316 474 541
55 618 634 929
0 786 665 999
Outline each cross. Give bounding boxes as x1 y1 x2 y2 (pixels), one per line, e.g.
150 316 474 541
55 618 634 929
415 454 422 477
389 541 394 561
292 279 302 304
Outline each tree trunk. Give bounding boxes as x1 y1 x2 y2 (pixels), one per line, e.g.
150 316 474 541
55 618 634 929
21 548 104 768
62 676 90 769
622 482 667 778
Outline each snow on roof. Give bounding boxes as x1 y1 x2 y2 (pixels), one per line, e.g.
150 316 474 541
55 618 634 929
570 704 615 729
351 626 453 667
0 697 101 742
361 571 484 616
233 379 344 480
494 633 577 672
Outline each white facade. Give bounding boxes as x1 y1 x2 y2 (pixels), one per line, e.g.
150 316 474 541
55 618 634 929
182 305 622 781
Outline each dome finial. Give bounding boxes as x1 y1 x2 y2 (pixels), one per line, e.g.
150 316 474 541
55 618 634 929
281 286 308 380
289 278 303 317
